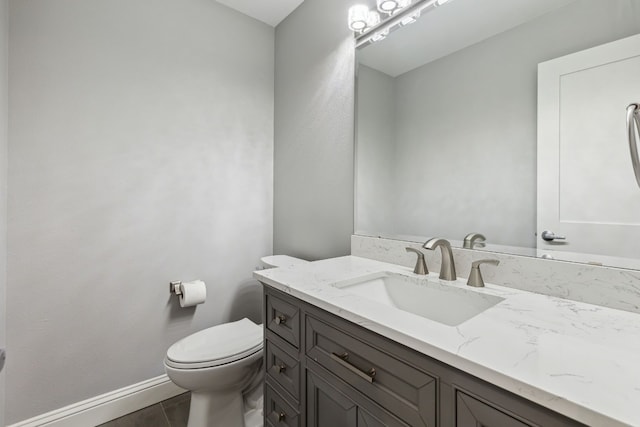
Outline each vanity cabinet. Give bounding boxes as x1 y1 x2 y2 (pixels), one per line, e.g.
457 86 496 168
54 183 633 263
262 285 585 427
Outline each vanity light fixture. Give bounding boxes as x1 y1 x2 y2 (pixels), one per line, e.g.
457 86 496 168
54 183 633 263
348 4 370 31
377 0 400 13
349 0 414 35
400 9 420 26
348 4 384 33
352 0 455 46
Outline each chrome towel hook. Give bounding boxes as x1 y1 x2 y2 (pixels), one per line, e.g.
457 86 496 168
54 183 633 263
626 103 640 189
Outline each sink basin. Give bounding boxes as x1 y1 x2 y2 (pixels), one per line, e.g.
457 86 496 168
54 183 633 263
332 272 504 326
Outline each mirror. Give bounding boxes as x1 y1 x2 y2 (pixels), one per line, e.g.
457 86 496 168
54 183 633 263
355 0 640 269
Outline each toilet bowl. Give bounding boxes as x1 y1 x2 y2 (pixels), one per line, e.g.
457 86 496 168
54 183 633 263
165 256 307 427
164 318 263 427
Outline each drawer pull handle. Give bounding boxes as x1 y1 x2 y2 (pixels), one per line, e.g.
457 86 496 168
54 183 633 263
277 411 286 422
331 352 376 383
276 364 287 374
274 314 287 325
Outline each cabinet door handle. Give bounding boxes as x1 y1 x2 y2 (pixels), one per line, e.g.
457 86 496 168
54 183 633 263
274 314 287 325
276 364 286 374
277 411 286 422
331 352 376 383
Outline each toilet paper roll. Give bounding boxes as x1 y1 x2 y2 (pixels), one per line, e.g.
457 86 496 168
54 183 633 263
179 280 207 308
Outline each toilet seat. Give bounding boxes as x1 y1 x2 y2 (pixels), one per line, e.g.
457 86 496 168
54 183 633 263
166 318 263 369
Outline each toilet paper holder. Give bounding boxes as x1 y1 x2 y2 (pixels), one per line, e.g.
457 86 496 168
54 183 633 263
169 281 183 296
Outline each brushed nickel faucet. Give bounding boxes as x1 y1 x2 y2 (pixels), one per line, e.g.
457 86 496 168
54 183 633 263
463 232 486 249
467 259 500 287
422 238 456 280
405 247 428 275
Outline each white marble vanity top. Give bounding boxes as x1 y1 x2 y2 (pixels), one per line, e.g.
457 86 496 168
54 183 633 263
254 255 640 427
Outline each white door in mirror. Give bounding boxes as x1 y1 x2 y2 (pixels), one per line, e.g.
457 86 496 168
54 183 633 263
538 33 640 267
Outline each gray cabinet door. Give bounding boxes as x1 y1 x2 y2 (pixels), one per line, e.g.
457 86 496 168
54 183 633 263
306 367 410 427
456 392 532 427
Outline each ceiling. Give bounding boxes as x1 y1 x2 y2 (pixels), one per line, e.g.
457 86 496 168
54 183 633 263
358 0 580 77
215 0 305 27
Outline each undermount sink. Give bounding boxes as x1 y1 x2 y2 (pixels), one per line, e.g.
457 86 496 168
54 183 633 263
332 272 504 326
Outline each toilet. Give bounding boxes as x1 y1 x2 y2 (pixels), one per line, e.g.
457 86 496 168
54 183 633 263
164 255 308 427
164 318 263 427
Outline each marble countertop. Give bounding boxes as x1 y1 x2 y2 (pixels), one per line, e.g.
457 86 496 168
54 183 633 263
254 255 640 427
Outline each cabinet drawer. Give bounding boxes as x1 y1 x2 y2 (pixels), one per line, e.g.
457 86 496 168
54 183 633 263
307 363 410 427
266 292 300 348
266 340 300 401
456 391 532 427
265 382 300 427
305 315 437 427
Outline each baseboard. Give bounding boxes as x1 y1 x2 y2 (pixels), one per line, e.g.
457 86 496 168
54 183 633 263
8 375 186 427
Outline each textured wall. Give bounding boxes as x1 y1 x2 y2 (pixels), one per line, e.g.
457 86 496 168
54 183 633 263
7 0 273 422
355 65 396 235
273 0 356 261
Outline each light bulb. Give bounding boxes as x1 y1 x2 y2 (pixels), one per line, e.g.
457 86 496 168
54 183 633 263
366 11 381 28
348 5 370 31
390 0 411 15
377 0 398 13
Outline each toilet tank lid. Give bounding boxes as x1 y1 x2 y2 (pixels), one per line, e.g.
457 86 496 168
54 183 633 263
166 318 262 365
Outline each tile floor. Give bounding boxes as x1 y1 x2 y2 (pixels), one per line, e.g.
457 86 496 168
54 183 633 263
97 392 190 427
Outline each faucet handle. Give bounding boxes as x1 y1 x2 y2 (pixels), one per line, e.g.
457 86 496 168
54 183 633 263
467 259 500 287
406 247 428 275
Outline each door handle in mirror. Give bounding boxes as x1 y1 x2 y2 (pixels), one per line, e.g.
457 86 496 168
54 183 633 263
626 103 640 189
541 230 566 242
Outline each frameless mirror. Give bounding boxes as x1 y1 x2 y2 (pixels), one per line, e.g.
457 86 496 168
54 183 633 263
355 0 640 269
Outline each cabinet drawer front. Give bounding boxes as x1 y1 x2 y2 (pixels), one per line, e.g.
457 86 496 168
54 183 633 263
307 366 410 427
266 292 300 348
266 340 300 400
456 391 532 427
265 383 300 427
306 315 437 427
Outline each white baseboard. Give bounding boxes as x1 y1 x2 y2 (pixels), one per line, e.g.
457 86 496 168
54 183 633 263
8 375 186 427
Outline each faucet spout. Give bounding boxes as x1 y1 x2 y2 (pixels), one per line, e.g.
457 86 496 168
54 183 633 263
422 238 457 281
463 232 486 249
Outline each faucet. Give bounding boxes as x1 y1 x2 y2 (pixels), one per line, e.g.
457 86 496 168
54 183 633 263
405 247 428 275
422 238 457 280
467 259 500 287
463 232 486 249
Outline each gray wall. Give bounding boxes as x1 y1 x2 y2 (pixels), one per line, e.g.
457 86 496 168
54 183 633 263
357 0 640 248
0 0 6 424
273 0 355 261
355 65 396 235
7 0 273 423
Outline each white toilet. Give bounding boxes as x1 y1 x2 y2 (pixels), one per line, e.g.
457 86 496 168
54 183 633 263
164 255 308 427
164 318 264 427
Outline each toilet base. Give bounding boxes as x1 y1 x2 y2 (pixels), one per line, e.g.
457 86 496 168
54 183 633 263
187 390 244 427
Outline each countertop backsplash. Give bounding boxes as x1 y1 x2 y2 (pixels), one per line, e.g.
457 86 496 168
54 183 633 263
351 235 640 315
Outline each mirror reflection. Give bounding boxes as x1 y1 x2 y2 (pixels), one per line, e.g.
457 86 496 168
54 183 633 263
355 0 640 269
